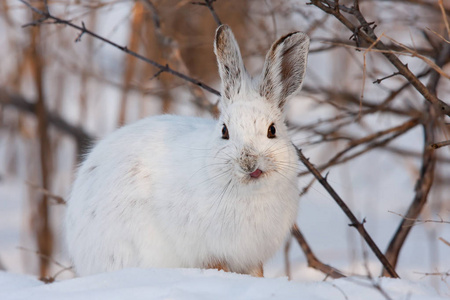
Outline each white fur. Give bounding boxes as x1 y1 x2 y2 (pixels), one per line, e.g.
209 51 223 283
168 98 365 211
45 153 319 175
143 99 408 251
65 25 310 276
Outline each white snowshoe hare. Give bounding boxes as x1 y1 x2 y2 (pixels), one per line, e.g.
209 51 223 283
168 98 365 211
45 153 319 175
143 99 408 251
65 25 310 277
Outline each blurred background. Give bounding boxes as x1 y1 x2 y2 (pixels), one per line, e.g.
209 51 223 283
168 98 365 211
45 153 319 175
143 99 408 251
0 0 449 293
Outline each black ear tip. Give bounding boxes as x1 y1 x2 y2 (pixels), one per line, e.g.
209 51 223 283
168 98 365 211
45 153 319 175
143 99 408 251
275 31 310 48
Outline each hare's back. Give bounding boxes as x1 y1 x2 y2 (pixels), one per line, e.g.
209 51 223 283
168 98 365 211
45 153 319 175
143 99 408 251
71 115 212 209
83 114 215 168
66 115 215 274
75 115 215 192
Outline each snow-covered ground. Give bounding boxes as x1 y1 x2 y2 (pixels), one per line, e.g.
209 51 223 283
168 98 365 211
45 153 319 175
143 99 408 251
0 268 447 300
1 1 449 299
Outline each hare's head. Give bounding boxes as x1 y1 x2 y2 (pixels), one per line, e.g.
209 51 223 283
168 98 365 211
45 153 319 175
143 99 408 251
211 25 309 187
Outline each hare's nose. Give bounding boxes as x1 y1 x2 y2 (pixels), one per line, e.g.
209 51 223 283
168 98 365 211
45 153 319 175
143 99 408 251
239 148 258 173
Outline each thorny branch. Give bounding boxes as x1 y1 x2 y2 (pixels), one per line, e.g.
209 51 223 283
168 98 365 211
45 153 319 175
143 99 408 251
296 148 400 278
19 0 221 97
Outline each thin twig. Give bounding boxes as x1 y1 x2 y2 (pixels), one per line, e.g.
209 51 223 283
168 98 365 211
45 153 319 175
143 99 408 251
438 0 450 38
141 0 160 29
414 271 450 278
17 246 67 269
26 181 66 205
388 211 450 227
361 33 384 112
373 71 401 84
192 0 222 26
19 246 75 284
439 237 450 247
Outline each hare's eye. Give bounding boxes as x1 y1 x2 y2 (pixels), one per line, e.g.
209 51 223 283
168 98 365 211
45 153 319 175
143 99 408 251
222 124 229 140
267 123 276 139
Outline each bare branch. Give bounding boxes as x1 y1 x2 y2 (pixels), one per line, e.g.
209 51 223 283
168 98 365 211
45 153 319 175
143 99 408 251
296 148 400 278
308 0 450 117
19 0 221 97
382 105 437 276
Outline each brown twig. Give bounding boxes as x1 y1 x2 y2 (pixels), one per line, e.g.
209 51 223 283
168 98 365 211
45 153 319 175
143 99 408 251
141 0 160 29
439 237 450 247
372 71 401 84
17 246 67 269
388 211 450 227
19 0 221 97
414 271 450 278
291 224 346 279
438 0 450 38
296 148 400 278
26 181 66 205
40 266 74 284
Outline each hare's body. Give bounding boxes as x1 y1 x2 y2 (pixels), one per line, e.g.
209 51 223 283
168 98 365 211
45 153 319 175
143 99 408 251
66 25 310 276
67 114 299 276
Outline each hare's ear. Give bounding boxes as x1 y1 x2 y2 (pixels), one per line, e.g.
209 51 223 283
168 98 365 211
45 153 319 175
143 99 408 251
214 25 246 103
260 32 310 109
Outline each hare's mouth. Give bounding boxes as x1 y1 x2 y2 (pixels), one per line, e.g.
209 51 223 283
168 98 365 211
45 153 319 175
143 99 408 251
249 169 262 178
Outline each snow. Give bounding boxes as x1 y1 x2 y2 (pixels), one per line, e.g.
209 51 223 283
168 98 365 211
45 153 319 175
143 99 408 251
0 268 447 300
